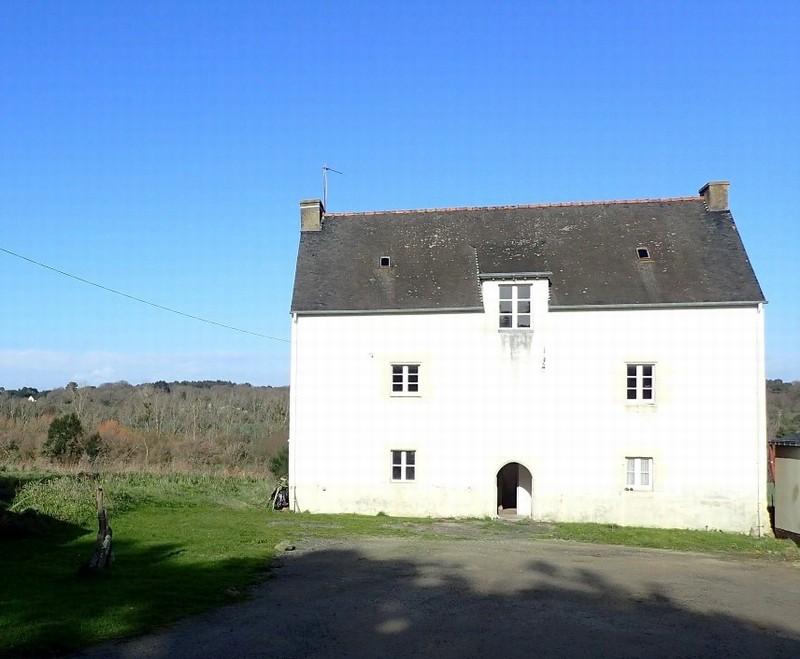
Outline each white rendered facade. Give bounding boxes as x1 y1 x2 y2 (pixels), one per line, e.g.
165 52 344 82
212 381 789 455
289 279 768 534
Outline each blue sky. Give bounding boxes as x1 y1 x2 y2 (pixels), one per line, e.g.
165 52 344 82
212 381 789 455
1 1 798 389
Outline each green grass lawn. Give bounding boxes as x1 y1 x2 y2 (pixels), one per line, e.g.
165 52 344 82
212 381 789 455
1 468 797 656
0 471 436 657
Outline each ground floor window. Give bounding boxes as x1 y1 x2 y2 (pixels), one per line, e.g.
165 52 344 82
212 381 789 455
625 457 653 491
392 450 415 481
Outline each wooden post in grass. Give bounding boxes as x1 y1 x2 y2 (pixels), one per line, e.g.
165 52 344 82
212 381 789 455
87 487 113 570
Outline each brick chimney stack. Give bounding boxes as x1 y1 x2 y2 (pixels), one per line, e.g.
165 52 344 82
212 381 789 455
300 199 324 232
699 181 730 211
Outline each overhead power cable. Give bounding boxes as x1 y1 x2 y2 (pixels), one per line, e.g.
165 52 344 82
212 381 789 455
0 246 289 343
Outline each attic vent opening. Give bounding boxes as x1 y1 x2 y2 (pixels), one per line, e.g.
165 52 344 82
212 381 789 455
636 247 651 260
379 256 391 268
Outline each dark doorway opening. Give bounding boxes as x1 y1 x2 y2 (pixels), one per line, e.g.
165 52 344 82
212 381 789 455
497 463 519 512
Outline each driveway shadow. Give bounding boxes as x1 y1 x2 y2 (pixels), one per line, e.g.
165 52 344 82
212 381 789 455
76 542 800 659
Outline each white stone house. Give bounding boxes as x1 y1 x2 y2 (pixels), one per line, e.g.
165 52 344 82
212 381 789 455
289 181 768 534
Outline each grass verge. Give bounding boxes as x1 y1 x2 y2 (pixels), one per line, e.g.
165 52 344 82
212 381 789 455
545 522 799 558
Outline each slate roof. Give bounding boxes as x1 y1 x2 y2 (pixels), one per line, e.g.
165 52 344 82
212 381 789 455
291 196 765 313
770 434 800 447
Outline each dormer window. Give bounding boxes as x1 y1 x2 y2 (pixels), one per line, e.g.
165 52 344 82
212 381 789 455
636 247 651 260
499 284 531 329
379 256 391 268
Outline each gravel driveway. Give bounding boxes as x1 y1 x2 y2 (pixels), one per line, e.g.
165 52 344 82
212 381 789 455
75 536 800 658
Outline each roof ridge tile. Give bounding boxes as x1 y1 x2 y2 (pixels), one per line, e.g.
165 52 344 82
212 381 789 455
325 196 701 218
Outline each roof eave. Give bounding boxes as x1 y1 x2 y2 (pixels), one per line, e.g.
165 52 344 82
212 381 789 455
292 300 765 315
291 306 484 316
550 301 765 311
478 271 553 280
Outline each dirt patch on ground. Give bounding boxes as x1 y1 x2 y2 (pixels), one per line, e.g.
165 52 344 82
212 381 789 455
388 519 556 538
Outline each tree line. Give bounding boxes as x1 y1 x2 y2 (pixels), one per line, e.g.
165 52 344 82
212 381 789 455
767 379 800 439
0 380 288 472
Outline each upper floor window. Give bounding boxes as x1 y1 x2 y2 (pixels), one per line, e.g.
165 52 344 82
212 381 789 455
625 457 653 491
626 364 654 402
392 364 419 395
499 284 531 329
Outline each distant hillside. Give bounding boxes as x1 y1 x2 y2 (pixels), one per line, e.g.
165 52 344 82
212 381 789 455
768 379 800 439
0 380 288 471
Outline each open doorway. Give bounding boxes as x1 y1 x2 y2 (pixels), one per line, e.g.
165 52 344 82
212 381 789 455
496 462 532 518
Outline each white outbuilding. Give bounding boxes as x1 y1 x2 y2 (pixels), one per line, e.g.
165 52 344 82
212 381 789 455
770 436 800 538
289 182 768 534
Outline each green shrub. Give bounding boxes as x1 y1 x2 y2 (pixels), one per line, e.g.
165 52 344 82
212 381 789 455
269 445 288 479
84 433 103 462
42 414 84 462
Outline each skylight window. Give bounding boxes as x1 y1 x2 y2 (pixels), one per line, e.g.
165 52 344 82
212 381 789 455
379 256 391 268
636 247 651 260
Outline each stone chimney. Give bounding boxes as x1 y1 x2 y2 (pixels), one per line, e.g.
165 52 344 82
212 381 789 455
699 181 730 211
300 199 324 232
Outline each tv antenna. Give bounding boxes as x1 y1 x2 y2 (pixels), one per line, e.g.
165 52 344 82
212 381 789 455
322 163 343 209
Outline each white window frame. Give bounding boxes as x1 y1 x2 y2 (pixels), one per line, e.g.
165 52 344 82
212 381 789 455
391 450 416 482
626 363 655 403
625 457 653 491
391 364 420 396
498 284 532 330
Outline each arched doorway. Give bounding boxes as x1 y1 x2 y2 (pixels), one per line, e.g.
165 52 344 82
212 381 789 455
496 462 532 518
